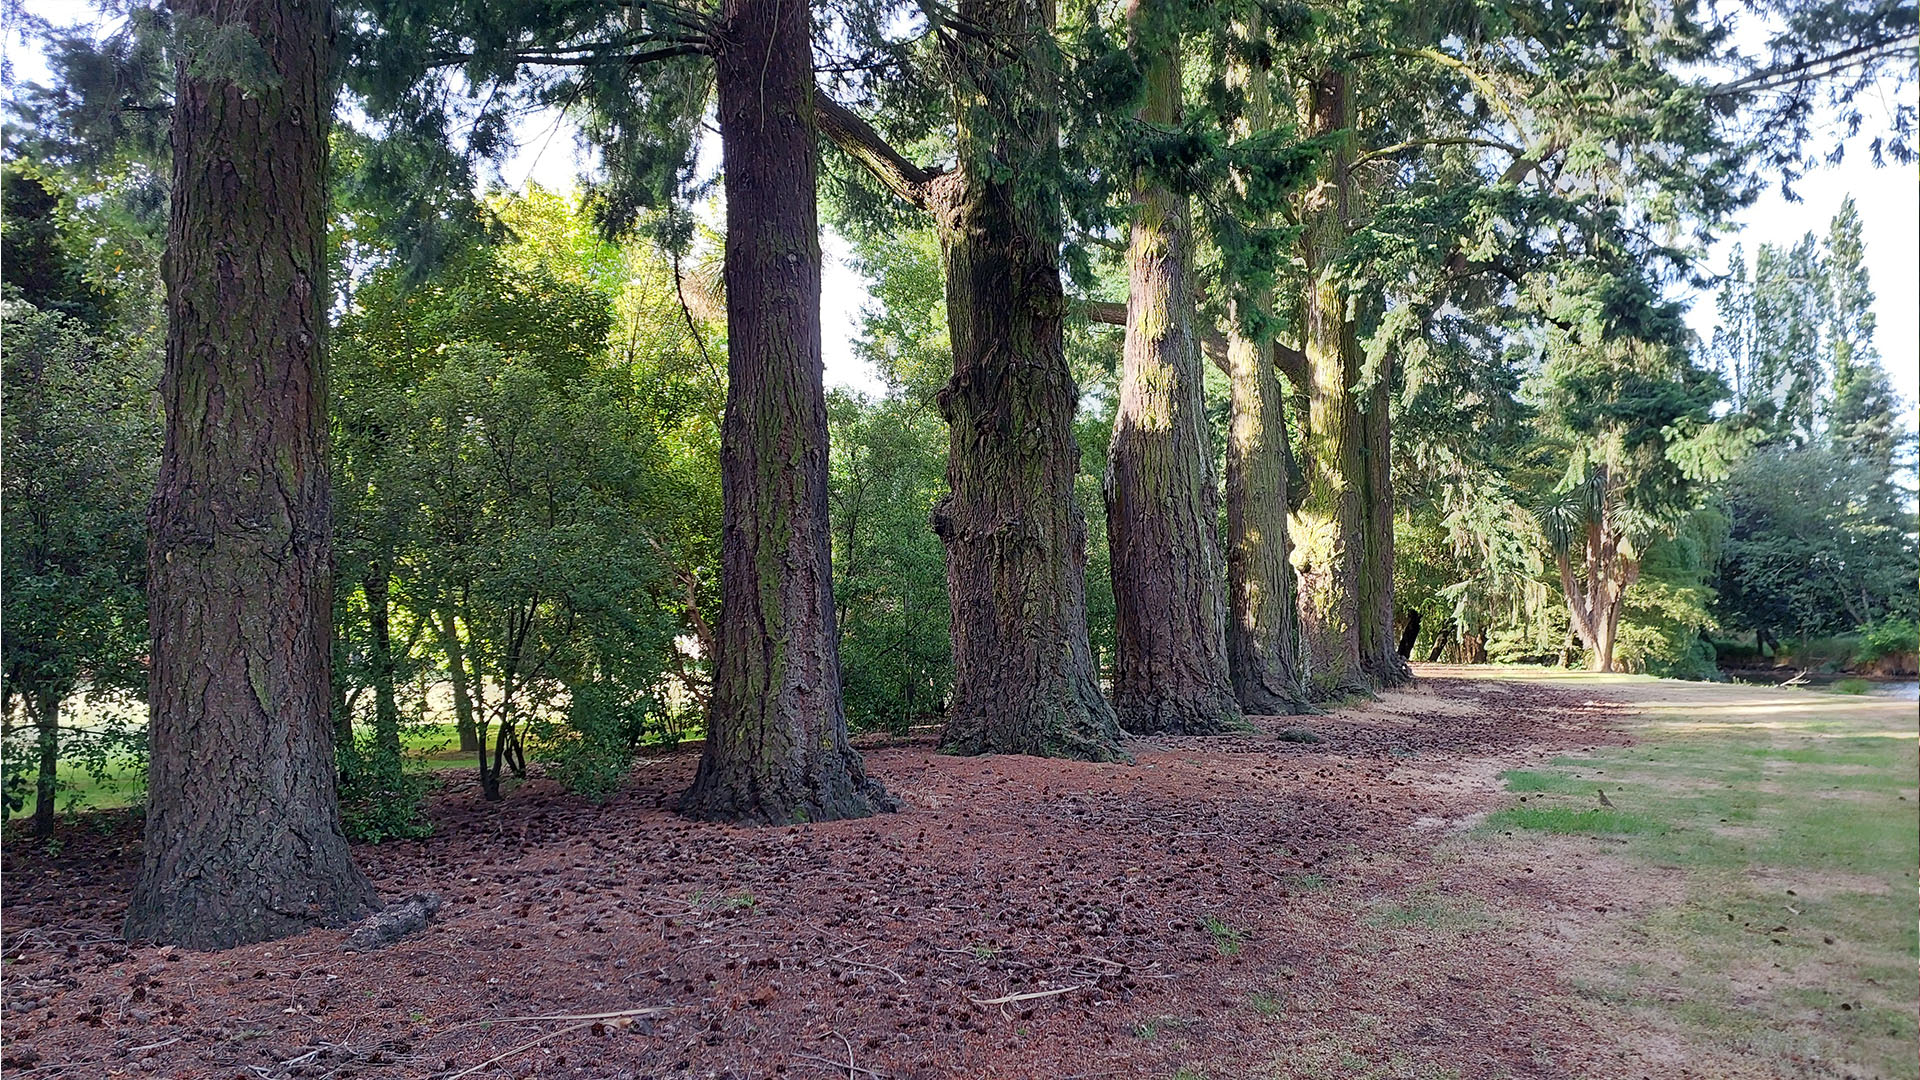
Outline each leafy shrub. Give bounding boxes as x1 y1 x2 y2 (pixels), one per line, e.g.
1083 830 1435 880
335 736 431 843
1830 677 1872 695
532 683 651 803
1858 618 1919 663
2 697 148 823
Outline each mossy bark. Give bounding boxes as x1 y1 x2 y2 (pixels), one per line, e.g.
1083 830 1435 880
1290 70 1372 700
680 0 892 822
932 0 1126 761
1223 23 1309 716
1104 12 1242 735
125 0 379 949
1358 368 1413 687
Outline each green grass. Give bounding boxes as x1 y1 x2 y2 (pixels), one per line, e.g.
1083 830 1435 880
1483 804 1670 835
1483 679 1918 1079
1200 914 1247 957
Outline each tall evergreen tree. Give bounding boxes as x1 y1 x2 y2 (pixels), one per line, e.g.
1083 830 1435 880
124 0 380 947
679 0 892 821
815 0 1127 760
1103 0 1241 734
1219 13 1309 715
347 0 893 821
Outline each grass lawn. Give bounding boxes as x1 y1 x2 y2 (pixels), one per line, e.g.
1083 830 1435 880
1477 673 1919 1079
18 720 483 823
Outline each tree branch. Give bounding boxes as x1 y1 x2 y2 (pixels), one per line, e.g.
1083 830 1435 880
1350 136 1525 169
1076 298 1307 379
813 94 945 211
1707 34 1918 98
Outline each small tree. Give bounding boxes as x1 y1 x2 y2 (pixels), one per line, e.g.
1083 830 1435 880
0 296 156 835
1532 268 1730 672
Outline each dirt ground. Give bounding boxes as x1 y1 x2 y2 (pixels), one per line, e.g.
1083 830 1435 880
0 670 1844 1079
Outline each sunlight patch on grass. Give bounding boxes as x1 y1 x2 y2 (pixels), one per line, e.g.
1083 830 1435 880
1484 676 1919 1080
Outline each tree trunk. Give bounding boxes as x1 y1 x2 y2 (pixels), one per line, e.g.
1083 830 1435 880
126 0 378 948
1222 21 1307 717
435 607 480 753
32 691 58 839
1359 364 1412 687
1103 7 1241 735
1291 70 1370 700
364 563 403 762
931 0 1126 760
680 0 892 823
1558 481 1638 675
1397 609 1421 659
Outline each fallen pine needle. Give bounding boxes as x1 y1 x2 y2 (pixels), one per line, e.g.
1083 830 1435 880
967 985 1082 1006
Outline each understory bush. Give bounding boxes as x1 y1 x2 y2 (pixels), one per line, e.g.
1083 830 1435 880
531 683 655 803
335 736 432 843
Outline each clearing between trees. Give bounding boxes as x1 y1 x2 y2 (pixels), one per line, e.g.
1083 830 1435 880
3 669 1913 1079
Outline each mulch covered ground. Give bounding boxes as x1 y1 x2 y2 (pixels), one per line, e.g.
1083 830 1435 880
3 674 1639 1079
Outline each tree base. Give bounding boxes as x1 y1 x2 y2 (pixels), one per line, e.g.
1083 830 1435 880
123 852 379 951
1232 683 1315 717
1114 692 1246 736
1365 653 1416 690
678 751 897 826
943 691 1129 763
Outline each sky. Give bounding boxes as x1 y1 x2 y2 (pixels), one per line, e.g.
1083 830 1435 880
4 2 1913 407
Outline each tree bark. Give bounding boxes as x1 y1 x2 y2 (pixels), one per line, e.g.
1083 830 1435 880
679 0 892 822
1397 608 1421 659
32 691 58 838
126 0 378 948
929 0 1126 760
435 607 480 753
1358 362 1412 686
1221 16 1308 717
1103 6 1240 734
1291 70 1371 700
364 563 403 761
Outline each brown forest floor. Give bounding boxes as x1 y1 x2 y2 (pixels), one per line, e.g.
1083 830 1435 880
0 670 1891 1079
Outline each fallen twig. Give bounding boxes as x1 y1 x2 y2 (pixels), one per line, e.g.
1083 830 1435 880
831 953 907 984
437 1004 670 1034
966 984 1082 1006
440 1017 612 1080
793 1051 886 1079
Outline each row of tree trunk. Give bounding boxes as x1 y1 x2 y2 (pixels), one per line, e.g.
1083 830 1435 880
124 0 1413 949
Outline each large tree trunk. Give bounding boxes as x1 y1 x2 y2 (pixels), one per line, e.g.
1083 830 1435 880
1358 362 1412 687
32 691 58 839
125 0 378 948
1221 16 1307 717
1104 7 1240 735
1291 70 1370 700
931 0 1125 760
680 0 891 822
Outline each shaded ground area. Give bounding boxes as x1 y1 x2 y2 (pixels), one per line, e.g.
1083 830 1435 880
2 672 1908 1079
